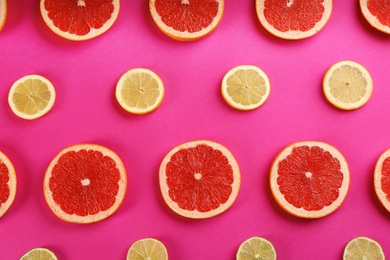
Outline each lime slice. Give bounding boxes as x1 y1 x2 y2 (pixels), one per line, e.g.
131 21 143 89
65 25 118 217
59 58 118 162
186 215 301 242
236 237 277 260
343 237 385 260
20 248 58 260
127 238 168 260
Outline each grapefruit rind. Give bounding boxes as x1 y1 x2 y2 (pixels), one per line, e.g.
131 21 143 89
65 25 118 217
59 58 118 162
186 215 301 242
236 237 277 260
8 75 56 120
149 0 224 41
323 61 373 110
360 0 390 34
20 248 58 260
0 0 6 32
270 141 350 218
0 151 16 218
44 144 127 224
40 0 120 41
255 0 332 40
116 68 165 114
127 238 168 260
343 237 385 260
159 140 240 219
374 148 390 213
221 65 271 111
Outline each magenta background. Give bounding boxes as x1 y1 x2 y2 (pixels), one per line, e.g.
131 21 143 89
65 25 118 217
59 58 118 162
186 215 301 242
1 0 390 259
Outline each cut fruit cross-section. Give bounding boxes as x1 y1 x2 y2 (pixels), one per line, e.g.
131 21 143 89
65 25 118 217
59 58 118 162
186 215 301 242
374 147 390 213
270 141 350 218
361 0 390 34
127 238 168 260
0 0 6 32
0 151 16 219
159 140 240 219
149 0 224 41
44 144 127 223
221 65 270 111
256 0 332 39
236 237 277 260
343 237 385 260
20 248 58 260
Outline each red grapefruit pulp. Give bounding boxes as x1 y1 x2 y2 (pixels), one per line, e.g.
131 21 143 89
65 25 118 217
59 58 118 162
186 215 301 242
360 0 390 34
159 140 240 218
44 144 126 223
374 148 390 213
0 151 16 218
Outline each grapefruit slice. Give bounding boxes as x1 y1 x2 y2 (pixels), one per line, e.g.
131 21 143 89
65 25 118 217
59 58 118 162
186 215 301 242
361 0 390 34
0 151 16 218
116 68 164 114
149 0 224 41
270 141 350 218
127 238 168 260
323 61 373 110
0 0 6 32
8 75 56 120
221 65 271 111
20 248 58 260
44 144 127 223
256 0 332 39
159 140 240 219
236 237 277 260
40 0 120 41
343 237 385 260
374 147 390 213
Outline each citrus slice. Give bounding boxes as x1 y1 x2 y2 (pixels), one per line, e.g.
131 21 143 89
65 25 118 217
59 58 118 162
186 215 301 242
0 151 16 218
149 0 224 41
374 147 390 213
236 237 277 260
8 75 56 120
343 237 385 260
0 0 6 32
40 0 120 41
270 141 350 218
44 144 127 223
127 238 168 260
116 68 164 114
20 248 58 260
323 61 373 110
221 65 271 111
159 140 240 219
256 0 332 39
360 0 390 34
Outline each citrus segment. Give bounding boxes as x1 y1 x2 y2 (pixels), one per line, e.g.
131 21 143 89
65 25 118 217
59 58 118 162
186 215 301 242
149 0 224 41
270 141 349 218
256 0 332 39
374 147 390 213
44 144 127 223
0 151 16 218
343 237 385 260
323 61 373 110
20 248 58 260
221 65 270 111
116 68 164 114
8 75 56 120
40 0 120 41
361 0 390 34
159 140 240 219
127 238 168 260
236 237 277 260
0 0 6 32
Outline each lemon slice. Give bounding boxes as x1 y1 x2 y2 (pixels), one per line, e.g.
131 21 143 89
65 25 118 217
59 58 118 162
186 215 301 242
0 0 6 32
20 248 58 260
236 237 277 260
8 75 56 120
222 65 270 110
116 68 164 114
127 238 168 260
323 61 373 110
343 237 385 260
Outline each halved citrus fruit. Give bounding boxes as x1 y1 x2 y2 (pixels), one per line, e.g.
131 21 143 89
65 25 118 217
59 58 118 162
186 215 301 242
40 0 120 41
116 68 164 114
0 151 16 218
373 147 390 213
0 0 6 32
221 65 271 111
127 238 168 260
8 75 56 120
236 237 277 260
343 237 385 260
256 0 332 40
159 140 240 219
323 61 373 110
20 248 58 260
44 144 127 223
149 0 224 41
270 141 350 218
361 0 390 34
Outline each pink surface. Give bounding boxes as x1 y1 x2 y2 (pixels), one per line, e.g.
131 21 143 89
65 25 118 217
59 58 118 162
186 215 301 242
1 0 390 259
